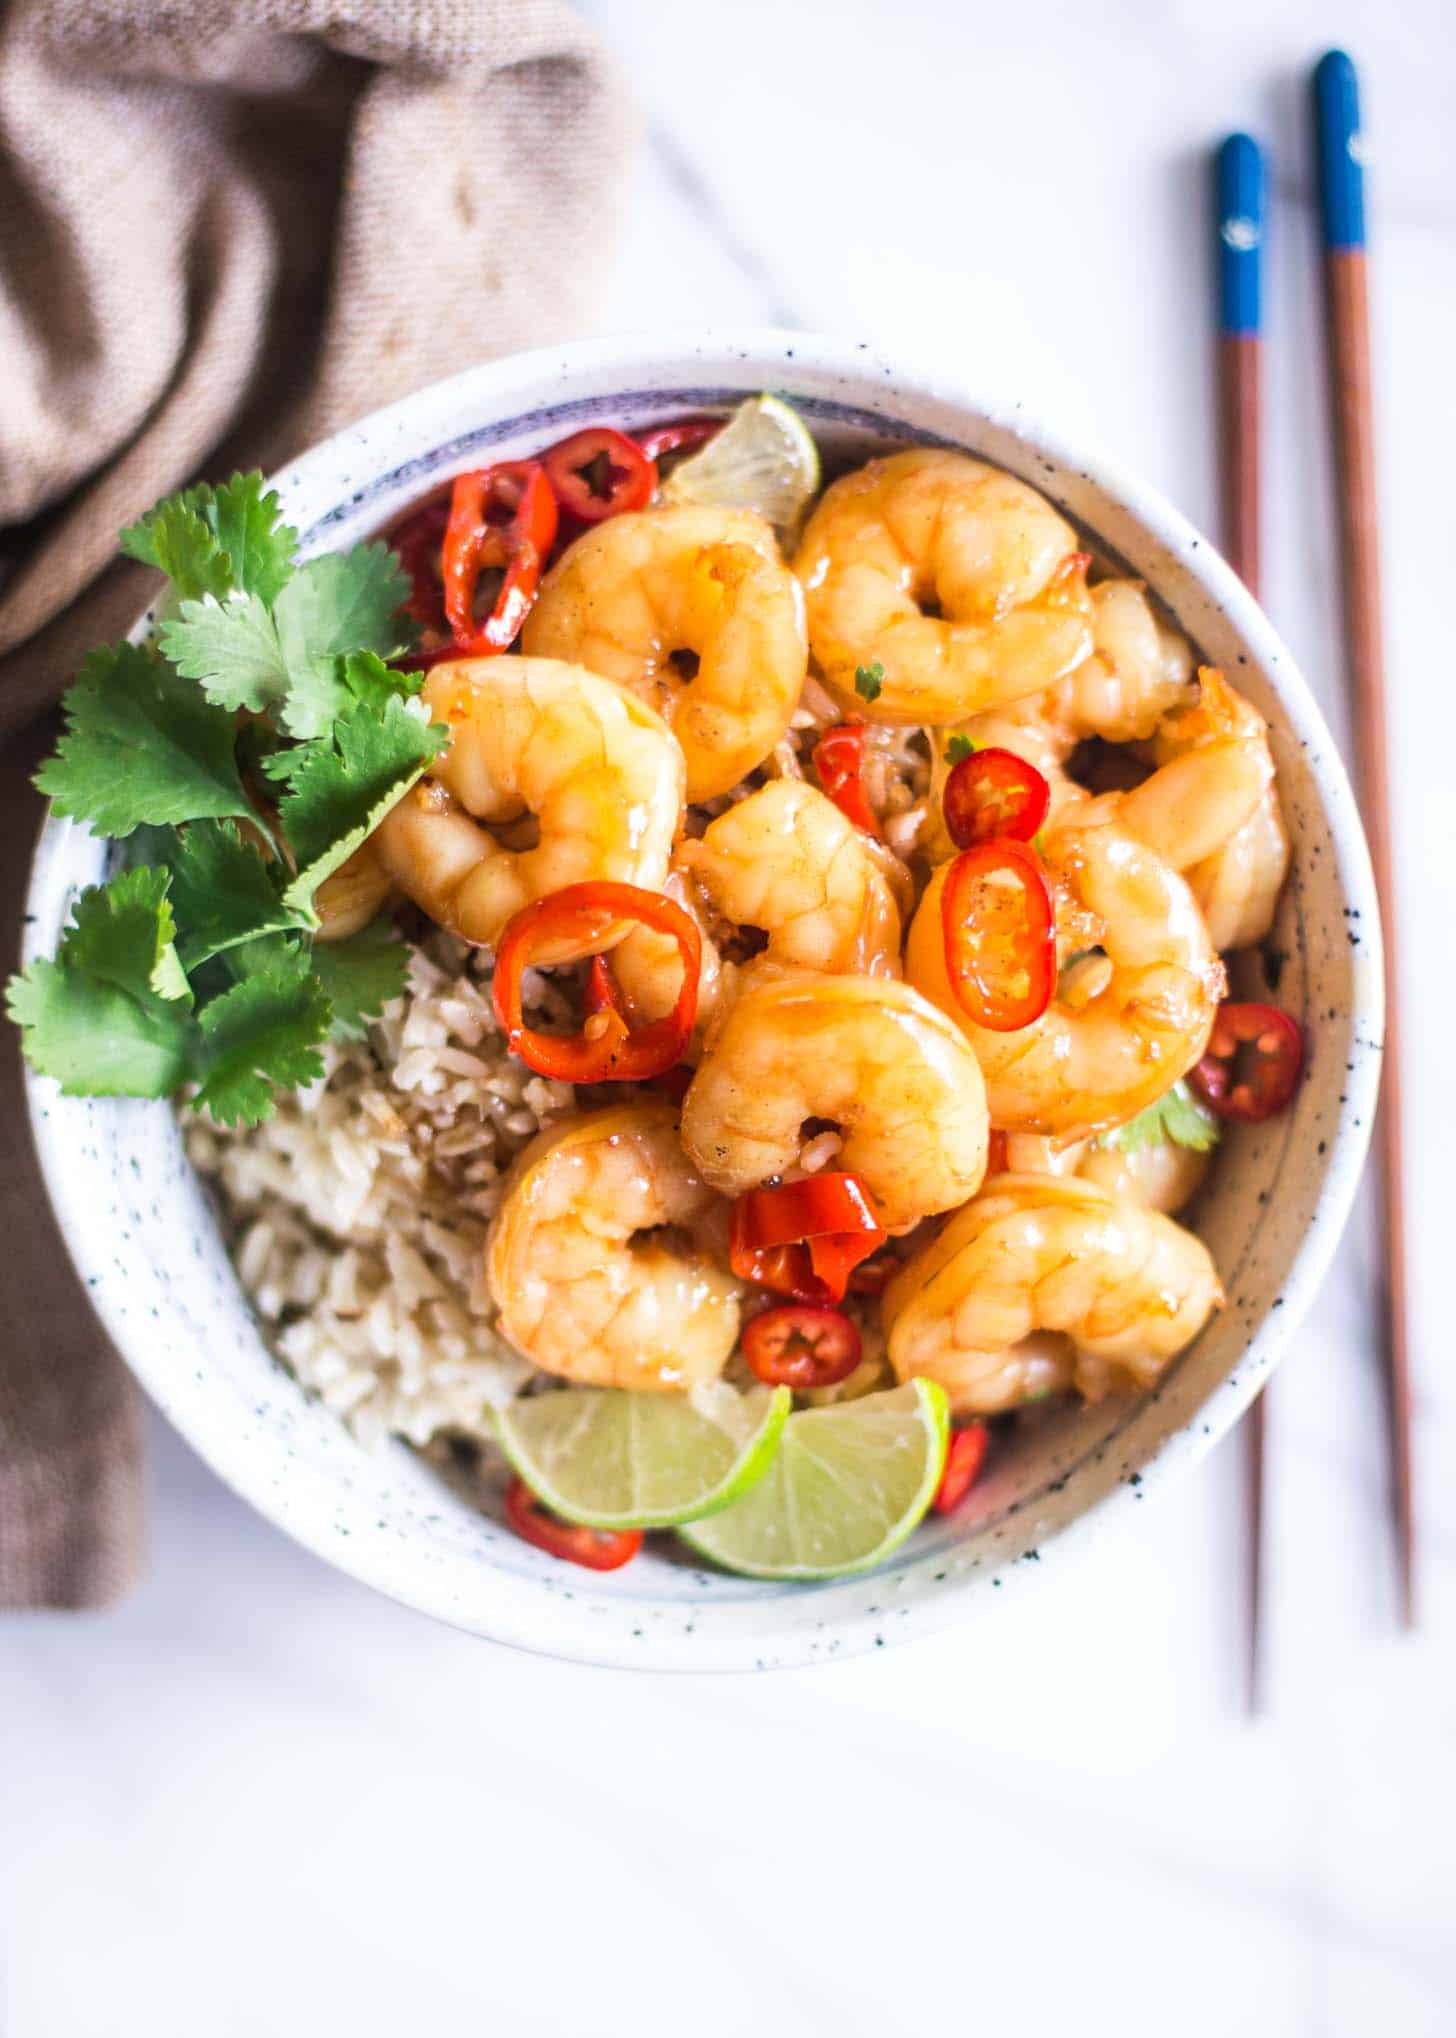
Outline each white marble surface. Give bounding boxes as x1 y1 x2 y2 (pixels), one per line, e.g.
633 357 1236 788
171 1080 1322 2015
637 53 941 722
3 3 1454 2030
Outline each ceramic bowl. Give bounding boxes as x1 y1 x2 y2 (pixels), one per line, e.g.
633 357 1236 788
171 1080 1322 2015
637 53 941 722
22 332 1383 1669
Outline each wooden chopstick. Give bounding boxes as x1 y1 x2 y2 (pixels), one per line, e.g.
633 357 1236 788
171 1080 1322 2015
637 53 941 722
1312 50 1416 1627
1215 131 1269 1708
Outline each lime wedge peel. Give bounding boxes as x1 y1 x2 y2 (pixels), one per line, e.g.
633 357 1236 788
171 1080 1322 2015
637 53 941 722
678 1380 950 1582
495 1383 790 1532
659 392 821 536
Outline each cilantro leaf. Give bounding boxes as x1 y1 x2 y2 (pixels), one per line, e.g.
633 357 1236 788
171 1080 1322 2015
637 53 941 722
268 697 447 919
7 960 194 1099
310 917 410 1041
160 591 288 717
165 821 306 969
63 867 190 1004
854 661 884 703
1106 1079 1221 1155
122 473 297 605
120 498 233 602
945 734 976 765
193 950 331 1126
203 473 298 604
272 547 414 739
6 870 196 1099
339 649 422 712
34 644 254 838
161 546 414 737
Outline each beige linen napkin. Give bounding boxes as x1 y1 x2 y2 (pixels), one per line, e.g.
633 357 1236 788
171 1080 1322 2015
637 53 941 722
0 0 635 1607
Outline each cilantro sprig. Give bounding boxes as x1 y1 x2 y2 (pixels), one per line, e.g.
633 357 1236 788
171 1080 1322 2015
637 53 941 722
10 474 442 1125
1103 1080 1222 1156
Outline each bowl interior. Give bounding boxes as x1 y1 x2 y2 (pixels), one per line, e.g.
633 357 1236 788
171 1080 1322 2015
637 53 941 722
22 336 1382 1669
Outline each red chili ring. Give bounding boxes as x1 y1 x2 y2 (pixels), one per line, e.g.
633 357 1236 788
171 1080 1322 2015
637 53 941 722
932 1425 991 1514
943 746 1051 850
941 838 1057 1034
541 427 657 523
1188 1001 1304 1121
741 1304 862 1392
504 1478 642 1571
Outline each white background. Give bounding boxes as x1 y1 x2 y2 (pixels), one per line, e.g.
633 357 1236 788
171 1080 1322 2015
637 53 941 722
3 2 1454 2031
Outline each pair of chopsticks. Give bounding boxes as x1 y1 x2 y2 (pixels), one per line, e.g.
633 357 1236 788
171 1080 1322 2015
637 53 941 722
1215 51 1415 1709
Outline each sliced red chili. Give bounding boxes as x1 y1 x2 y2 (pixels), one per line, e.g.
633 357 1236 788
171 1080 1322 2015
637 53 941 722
635 416 723 465
442 461 558 654
813 722 879 835
741 1304 861 1391
542 427 656 523
386 489 452 635
504 1478 642 1571
729 1173 887 1306
941 839 1056 1033
1188 1001 1304 1121
492 882 701 1084
943 746 1051 849
933 1424 990 1514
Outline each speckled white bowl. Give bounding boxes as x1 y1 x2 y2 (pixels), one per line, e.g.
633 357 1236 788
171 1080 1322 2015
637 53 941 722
22 332 1383 1669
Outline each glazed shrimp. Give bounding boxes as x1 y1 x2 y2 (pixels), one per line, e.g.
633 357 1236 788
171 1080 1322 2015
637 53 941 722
372 657 683 961
1087 669 1276 882
522 505 807 801
793 449 1093 726
1035 577 1196 747
486 1101 740 1392
882 1174 1222 1413
917 578 1196 860
681 971 988 1231
905 817 1225 1142
608 782 903 1048
1140 669 1290 950
607 861 729 1056
683 779 903 977
315 839 392 941
1004 1131 1212 1216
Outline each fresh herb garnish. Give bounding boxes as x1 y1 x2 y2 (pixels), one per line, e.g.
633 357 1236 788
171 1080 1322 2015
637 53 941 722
1103 1079 1221 1156
9 473 444 1125
854 661 884 702
944 734 975 765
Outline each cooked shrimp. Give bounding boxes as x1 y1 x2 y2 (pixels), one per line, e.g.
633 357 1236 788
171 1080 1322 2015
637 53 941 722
683 778 902 978
905 818 1225 1142
1005 1130 1211 1215
314 839 392 941
372 656 683 961
1077 1137 1211 1215
793 449 1093 726
1089 668 1273 878
521 505 807 801
1036 577 1196 747
882 1174 1221 1413
608 782 904 1050
486 1101 740 1392
606 860 729 1056
680 970 988 1230
1142 669 1290 949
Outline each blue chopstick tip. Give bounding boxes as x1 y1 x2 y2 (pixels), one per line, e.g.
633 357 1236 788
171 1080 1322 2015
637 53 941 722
1215 132 1264 337
1314 48 1366 251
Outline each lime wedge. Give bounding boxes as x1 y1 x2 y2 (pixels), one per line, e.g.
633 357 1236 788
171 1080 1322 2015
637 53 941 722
495 1383 790 1531
660 393 820 535
678 1380 949 1580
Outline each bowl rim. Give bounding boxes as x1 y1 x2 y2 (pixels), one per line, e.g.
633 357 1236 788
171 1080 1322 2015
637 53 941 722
21 328 1384 1668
